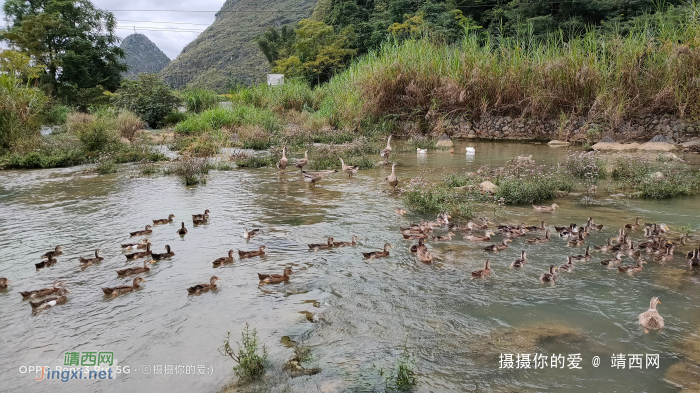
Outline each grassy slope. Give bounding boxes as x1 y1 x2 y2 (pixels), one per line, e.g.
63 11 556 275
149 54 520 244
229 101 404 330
159 0 317 91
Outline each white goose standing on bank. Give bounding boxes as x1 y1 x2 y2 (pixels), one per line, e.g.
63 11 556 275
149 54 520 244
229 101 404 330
380 135 393 164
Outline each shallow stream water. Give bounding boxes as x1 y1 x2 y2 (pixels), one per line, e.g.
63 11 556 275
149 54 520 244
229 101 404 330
1 141 699 392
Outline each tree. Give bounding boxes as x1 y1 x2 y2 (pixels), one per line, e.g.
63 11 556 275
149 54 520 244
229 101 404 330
1 0 126 103
112 73 181 128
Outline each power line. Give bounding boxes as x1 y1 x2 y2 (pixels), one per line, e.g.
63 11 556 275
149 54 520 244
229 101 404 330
116 26 205 32
118 20 212 26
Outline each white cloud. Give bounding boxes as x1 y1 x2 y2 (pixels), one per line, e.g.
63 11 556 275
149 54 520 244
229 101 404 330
3 0 219 58
94 0 226 59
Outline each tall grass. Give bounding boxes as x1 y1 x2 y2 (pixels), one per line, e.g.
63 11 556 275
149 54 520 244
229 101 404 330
0 74 47 150
181 88 221 113
174 105 280 135
317 4 700 129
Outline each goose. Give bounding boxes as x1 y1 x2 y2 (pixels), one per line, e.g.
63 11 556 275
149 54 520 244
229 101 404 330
638 297 664 333
465 147 475 155
385 163 398 191
380 135 392 163
416 148 427 154
276 146 288 172
339 158 359 178
302 169 338 185
295 150 309 171
472 260 491 277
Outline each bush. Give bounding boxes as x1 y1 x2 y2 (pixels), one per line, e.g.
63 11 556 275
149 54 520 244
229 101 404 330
95 158 117 174
610 155 700 198
112 73 181 128
163 111 188 127
42 104 72 125
174 105 280 135
67 113 120 152
182 88 221 113
219 323 267 381
402 177 473 217
166 156 210 186
234 155 275 168
114 111 144 141
0 74 47 150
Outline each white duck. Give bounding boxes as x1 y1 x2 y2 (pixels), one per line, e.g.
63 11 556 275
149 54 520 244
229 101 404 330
416 148 427 154
465 147 476 155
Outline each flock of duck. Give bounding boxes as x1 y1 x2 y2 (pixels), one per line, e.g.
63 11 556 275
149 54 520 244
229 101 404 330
1 135 693 337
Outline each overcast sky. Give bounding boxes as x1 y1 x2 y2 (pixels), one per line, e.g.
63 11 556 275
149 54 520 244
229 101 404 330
1 0 226 59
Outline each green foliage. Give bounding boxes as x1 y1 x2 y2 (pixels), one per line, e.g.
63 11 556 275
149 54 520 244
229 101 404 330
66 112 120 152
181 88 221 113
234 155 275 168
442 172 468 188
1 0 126 103
394 343 416 390
42 104 71 125
0 73 47 150
493 163 573 205
95 158 117 174
402 177 473 218
163 111 188 127
219 323 268 381
174 105 280 135
260 19 357 85
166 156 210 186
610 156 700 199
112 73 181 128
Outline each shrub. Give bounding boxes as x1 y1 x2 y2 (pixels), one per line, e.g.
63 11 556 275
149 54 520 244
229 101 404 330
402 177 473 218
565 151 606 182
112 73 181 128
182 88 221 113
114 111 144 141
219 323 267 381
69 115 120 152
163 111 188 126
174 105 280 135
610 155 700 198
95 158 117 174
42 104 72 125
166 156 209 186
234 155 275 168
488 161 573 205
0 74 47 150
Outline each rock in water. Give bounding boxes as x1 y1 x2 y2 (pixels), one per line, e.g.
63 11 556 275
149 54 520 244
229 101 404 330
648 134 675 144
599 136 616 143
436 133 453 147
480 181 499 193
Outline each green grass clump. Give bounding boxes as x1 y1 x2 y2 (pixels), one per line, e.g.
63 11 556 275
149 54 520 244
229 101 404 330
181 88 221 113
219 323 267 381
402 177 473 218
231 78 318 112
174 105 280 135
165 156 209 186
95 158 117 174
610 155 700 198
234 155 275 168
493 163 573 205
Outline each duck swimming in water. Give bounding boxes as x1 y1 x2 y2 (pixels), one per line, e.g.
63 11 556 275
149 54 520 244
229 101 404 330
638 297 664 333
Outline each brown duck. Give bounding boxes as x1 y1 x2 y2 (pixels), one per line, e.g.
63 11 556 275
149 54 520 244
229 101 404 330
511 251 527 267
258 267 293 284
277 146 288 172
409 238 425 253
238 245 266 259
41 246 64 258
20 280 67 298
187 276 220 294
102 277 145 296
152 214 175 225
571 245 591 262
527 229 551 244
601 252 625 266
540 265 558 282
35 251 57 269
618 258 645 273
124 243 152 260
484 238 512 252
116 260 154 276
192 209 210 220
121 239 150 249
151 245 175 260
472 260 491 278
130 225 153 237
80 249 104 265
213 250 235 266
416 246 433 263
362 243 393 259
177 222 188 236
0 278 8 290
333 235 359 247
308 238 334 250
30 292 69 310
